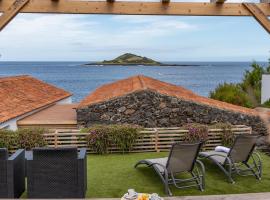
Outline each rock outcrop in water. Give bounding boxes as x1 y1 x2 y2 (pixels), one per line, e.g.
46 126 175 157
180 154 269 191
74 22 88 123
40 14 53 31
86 53 161 66
85 53 201 66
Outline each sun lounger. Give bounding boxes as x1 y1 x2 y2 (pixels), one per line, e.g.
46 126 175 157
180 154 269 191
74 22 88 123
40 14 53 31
199 134 262 183
135 142 205 196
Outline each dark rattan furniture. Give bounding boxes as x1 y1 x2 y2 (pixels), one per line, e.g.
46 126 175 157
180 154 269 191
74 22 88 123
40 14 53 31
27 147 87 199
135 142 205 196
0 148 25 198
199 135 261 183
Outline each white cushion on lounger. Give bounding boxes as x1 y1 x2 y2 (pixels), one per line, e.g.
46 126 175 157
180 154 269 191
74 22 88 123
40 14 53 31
215 146 230 153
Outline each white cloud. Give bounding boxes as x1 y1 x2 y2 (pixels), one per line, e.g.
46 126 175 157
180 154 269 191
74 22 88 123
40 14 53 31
112 15 197 37
0 13 198 61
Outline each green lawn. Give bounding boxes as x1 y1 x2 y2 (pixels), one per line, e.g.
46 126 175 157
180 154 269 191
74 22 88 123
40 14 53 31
87 152 270 198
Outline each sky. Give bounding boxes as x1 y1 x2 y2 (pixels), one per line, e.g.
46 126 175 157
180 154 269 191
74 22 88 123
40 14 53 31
0 0 270 62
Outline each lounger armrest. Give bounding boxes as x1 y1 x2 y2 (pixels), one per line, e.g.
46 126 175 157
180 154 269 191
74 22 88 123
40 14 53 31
203 153 227 159
78 148 87 160
252 151 261 161
195 160 205 174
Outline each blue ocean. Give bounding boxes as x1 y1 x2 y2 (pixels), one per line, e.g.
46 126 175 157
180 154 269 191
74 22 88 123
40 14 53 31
0 61 267 102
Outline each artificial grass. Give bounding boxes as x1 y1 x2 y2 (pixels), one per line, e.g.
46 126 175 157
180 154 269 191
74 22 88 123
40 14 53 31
87 152 270 198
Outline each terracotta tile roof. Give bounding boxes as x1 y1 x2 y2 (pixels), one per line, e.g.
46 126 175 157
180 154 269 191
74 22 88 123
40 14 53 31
0 75 72 123
78 75 258 116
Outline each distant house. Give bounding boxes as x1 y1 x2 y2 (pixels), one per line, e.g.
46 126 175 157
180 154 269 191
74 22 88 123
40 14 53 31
0 75 72 130
262 74 270 104
77 75 266 134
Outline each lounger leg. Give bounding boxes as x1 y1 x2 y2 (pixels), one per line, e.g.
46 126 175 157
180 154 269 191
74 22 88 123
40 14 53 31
164 170 172 196
191 172 204 191
244 163 261 180
211 162 234 184
195 160 205 191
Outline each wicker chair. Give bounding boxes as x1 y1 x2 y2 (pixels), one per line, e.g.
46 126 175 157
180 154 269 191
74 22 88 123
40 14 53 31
199 134 261 183
135 142 205 196
27 147 87 199
0 148 25 198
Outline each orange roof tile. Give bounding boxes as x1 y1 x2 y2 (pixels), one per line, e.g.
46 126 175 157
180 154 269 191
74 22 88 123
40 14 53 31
78 75 258 116
0 75 72 123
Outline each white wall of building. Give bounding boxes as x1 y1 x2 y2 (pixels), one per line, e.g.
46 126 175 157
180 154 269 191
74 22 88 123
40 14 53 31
57 96 72 104
0 96 72 131
262 74 270 104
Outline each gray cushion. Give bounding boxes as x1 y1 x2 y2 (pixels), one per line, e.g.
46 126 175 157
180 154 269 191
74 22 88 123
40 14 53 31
145 157 168 173
199 151 228 165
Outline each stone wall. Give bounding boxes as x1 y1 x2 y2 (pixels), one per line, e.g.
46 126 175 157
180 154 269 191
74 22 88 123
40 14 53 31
77 90 267 135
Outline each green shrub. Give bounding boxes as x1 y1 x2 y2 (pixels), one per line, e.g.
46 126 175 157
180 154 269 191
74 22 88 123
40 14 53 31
0 128 47 151
17 128 47 150
108 125 141 153
0 129 18 150
210 83 253 108
210 61 270 108
183 123 208 143
84 124 142 154
85 125 111 154
263 99 270 108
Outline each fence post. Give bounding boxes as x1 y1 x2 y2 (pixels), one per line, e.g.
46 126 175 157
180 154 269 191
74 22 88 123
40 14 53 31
54 130 58 148
154 128 160 152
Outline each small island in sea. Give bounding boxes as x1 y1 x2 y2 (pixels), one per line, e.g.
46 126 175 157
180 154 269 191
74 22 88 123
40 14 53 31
85 53 201 66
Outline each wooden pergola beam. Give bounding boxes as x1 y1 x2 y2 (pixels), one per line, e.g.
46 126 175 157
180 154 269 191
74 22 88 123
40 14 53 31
0 0 29 31
243 3 270 34
0 0 270 16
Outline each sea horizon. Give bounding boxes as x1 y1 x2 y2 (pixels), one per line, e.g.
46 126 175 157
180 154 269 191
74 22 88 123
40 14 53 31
0 61 268 103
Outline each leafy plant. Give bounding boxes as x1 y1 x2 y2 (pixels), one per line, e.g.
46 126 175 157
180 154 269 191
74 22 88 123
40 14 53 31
84 124 142 154
85 125 111 154
210 83 253 108
17 128 47 150
263 99 270 108
0 129 18 150
0 128 47 151
108 125 141 153
183 123 208 143
210 61 270 108
214 123 235 147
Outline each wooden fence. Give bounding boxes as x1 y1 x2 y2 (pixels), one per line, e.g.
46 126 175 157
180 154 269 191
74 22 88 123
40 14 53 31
43 125 252 153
